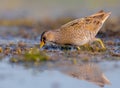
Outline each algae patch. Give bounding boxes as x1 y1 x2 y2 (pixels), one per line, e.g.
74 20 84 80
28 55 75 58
10 48 49 63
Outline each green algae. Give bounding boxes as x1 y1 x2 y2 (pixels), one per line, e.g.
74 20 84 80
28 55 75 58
10 47 49 63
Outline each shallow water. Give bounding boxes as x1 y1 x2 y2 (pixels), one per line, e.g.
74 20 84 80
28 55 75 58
0 27 119 88
0 4 119 87
0 57 120 88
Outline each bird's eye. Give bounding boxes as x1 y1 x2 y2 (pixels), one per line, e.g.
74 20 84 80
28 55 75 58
43 37 46 41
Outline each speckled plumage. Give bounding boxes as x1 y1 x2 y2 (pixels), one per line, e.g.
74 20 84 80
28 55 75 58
40 10 111 48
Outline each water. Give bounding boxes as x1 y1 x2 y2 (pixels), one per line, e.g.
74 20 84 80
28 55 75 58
0 1 119 87
0 57 120 88
0 28 119 88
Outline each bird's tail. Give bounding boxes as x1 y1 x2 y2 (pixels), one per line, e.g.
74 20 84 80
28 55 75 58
90 10 111 23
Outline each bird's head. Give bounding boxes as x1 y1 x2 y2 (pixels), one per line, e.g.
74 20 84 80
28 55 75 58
40 31 55 48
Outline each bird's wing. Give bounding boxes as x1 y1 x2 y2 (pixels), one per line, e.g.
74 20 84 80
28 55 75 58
59 10 110 31
60 17 101 31
61 18 82 28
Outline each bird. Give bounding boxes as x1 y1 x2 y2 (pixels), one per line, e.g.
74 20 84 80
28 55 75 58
40 10 111 49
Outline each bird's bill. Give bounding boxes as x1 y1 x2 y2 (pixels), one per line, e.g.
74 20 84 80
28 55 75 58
40 41 45 48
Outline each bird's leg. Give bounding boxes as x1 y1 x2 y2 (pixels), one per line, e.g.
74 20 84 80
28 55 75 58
83 43 92 51
76 43 90 50
76 46 81 50
93 38 106 50
83 43 90 48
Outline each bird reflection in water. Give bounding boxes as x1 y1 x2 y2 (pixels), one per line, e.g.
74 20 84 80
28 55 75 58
57 62 111 87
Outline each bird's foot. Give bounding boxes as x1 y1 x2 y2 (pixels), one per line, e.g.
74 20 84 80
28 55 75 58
93 38 106 50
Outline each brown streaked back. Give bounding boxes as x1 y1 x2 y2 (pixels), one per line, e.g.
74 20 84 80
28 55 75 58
60 10 111 32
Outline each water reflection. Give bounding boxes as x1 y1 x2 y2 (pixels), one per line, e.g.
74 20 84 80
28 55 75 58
18 61 111 87
1 58 120 88
50 62 111 87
